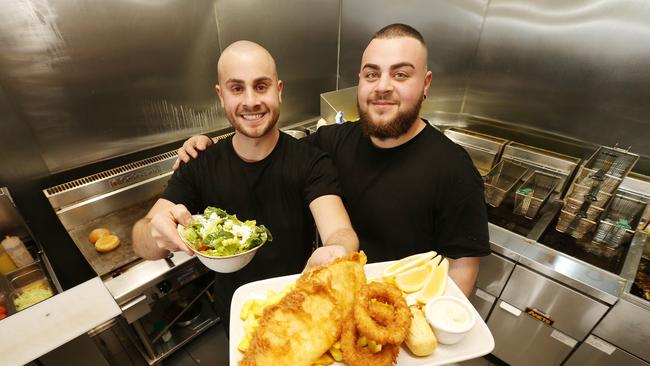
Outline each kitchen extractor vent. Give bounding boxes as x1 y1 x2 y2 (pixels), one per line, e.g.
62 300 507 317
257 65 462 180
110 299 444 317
45 151 178 197
43 130 234 210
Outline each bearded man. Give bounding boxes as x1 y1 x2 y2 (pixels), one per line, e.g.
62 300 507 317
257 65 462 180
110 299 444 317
175 24 490 296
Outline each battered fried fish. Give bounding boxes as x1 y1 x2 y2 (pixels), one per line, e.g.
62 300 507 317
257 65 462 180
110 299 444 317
239 251 367 366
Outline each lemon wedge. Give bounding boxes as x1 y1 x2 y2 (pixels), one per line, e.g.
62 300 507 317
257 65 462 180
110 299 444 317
416 258 449 304
394 261 434 293
382 251 437 279
429 254 443 268
95 234 121 253
394 255 443 292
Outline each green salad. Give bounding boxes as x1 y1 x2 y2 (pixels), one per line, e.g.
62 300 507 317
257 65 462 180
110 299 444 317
180 207 272 257
15 288 53 311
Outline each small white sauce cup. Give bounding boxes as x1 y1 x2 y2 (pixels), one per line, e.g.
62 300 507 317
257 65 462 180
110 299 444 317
425 296 476 345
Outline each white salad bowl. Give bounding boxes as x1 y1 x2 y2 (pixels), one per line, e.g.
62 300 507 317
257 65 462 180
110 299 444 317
177 224 267 273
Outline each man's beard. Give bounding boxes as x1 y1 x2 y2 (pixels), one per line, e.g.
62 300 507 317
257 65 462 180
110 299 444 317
358 97 422 140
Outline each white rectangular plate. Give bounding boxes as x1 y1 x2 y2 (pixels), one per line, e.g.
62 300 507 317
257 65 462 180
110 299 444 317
230 261 494 365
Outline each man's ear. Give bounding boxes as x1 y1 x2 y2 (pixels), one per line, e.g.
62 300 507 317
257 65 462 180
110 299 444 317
215 84 224 106
277 80 283 103
423 70 433 96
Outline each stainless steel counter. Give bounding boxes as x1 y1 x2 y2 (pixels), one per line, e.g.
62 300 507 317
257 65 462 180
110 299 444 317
102 252 195 305
488 223 624 305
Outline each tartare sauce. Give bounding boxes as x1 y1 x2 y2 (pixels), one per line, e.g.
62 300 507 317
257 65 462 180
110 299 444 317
428 298 471 331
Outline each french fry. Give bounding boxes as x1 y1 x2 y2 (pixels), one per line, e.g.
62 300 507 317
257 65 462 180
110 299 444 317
251 299 265 317
240 298 254 320
313 352 334 365
330 347 343 362
238 332 252 352
356 335 368 348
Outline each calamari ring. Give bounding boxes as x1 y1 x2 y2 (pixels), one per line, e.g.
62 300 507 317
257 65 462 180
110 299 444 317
354 282 411 345
341 314 399 366
367 299 394 325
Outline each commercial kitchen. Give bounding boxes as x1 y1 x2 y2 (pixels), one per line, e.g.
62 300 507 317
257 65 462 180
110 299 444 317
1 1 649 365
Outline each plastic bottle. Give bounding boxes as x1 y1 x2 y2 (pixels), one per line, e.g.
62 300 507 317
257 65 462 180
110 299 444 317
1 236 33 267
0 245 17 274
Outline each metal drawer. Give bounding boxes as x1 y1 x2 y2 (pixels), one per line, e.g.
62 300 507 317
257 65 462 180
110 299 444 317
488 300 576 366
565 335 649 366
469 287 496 320
476 252 516 297
500 265 609 340
593 296 650 362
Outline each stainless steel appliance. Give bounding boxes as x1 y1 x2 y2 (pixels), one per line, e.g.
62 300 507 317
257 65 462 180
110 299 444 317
42 133 236 365
488 263 610 365
443 128 508 176
482 173 649 366
564 236 650 366
468 251 516 321
563 177 650 366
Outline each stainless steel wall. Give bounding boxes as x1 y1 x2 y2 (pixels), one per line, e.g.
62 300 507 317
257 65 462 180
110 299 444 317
214 0 339 126
338 0 489 115
0 86 51 184
0 0 339 175
0 0 222 174
1 0 649 178
463 0 650 173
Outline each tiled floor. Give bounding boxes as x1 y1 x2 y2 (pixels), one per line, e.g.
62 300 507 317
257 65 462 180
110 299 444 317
457 356 499 366
162 323 502 366
163 323 229 366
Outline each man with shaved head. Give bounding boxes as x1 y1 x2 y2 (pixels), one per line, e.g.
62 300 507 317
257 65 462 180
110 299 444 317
177 25 490 297
133 41 358 329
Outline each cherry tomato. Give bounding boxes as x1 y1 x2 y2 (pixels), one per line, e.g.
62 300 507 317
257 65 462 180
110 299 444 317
0 305 6 315
200 245 208 251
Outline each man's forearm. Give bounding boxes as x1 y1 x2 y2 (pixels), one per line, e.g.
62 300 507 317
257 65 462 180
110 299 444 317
132 218 169 260
448 257 480 297
323 227 359 254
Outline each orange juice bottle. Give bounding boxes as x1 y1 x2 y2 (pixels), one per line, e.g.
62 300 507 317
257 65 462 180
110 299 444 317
0 245 17 274
2 236 33 267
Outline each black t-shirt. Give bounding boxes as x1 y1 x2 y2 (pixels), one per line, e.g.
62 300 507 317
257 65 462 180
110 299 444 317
307 120 490 263
161 132 342 322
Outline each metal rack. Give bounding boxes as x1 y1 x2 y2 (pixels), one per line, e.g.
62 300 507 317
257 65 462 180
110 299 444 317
592 194 647 249
499 142 581 194
563 197 604 221
443 127 509 176
484 160 530 207
513 171 561 219
557 146 639 239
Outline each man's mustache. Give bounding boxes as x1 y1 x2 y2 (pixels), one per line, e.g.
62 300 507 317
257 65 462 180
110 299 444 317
368 98 398 103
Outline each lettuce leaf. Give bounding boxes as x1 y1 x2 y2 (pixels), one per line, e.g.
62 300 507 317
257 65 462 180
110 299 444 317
184 207 272 256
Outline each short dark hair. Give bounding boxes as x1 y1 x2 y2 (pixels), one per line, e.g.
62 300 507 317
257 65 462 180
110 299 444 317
372 23 426 46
